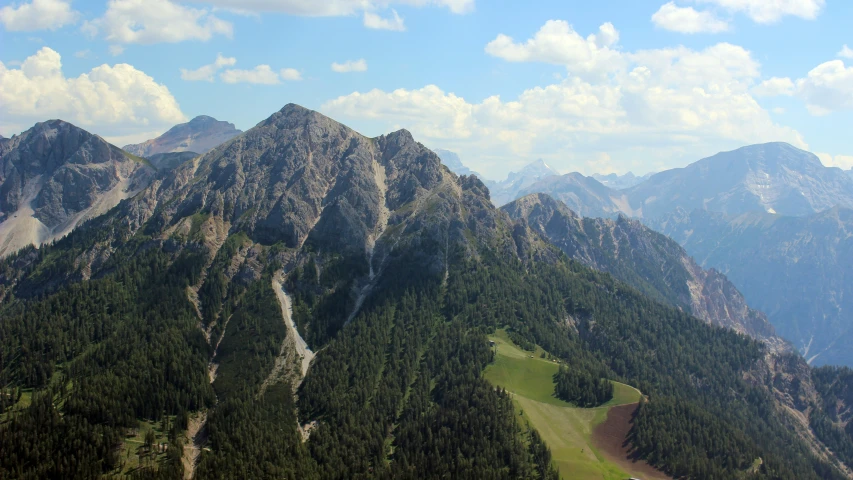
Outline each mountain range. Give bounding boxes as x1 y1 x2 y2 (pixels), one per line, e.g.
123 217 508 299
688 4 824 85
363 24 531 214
592 172 653 190
2 106 853 479
503 193 786 349
123 115 242 158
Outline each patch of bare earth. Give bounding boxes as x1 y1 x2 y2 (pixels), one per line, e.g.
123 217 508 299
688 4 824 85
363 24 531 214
591 403 672 480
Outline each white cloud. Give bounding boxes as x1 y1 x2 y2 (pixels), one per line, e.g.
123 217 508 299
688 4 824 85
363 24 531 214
696 0 824 23
0 47 186 138
74 49 92 58
752 76 795 96
181 53 237 81
839 45 853 59
772 107 785 114
220 65 281 84
183 0 474 16
816 153 853 169
108 45 125 56
87 0 233 45
794 60 853 115
651 2 729 33
485 21 623 79
280 68 302 81
364 9 405 31
332 59 368 73
323 21 807 177
0 0 78 31
182 56 300 83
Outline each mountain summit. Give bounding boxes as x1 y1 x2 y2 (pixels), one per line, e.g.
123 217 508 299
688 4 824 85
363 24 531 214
123 115 242 158
625 142 853 218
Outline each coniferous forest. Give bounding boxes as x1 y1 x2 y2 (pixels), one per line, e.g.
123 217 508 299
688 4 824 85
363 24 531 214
553 366 613 407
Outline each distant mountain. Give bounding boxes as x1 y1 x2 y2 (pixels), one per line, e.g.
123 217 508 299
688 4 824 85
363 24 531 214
0 120 155 257
504 193 785 347
592 172 652 190
123 115 242 157
651 206 853 367
147 151 198 170
847 168 853 180
488 159 561 206
624 142 853 219
516 173 631 219
433 149 481 178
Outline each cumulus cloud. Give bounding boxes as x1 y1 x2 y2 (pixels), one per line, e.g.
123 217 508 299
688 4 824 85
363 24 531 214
0 47 186 138
323 20 807 176
181 53 237 81
752 77 795 96
816 153 853 169
86 0 233 44
696 0 824 23
794 60 853 115
364 9 405 31
0 0 78 31
279 68 302 81
485 21 623 79
220 65 280 84
651 2 729 33
183 0 474 15
838 45 853 59
332 59 368 73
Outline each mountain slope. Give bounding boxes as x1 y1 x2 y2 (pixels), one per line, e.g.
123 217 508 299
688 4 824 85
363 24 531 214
503 193 784 346
123 115 242 157
1 105 851 480
651 206 853 367
625 142 853 218
0 120 155 257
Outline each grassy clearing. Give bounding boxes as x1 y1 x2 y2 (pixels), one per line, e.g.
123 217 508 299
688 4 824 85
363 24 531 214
110 418 176 477
484 329 642 480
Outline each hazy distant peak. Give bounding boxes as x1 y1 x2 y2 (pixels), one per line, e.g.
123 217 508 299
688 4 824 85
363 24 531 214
123 114 242 158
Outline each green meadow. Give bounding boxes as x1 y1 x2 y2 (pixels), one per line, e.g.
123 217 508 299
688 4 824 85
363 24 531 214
483 330 642 480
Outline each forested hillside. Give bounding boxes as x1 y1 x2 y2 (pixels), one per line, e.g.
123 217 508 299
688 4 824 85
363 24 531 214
0 106 850 480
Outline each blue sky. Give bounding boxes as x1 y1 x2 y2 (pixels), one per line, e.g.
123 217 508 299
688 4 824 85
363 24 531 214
1 0 852 179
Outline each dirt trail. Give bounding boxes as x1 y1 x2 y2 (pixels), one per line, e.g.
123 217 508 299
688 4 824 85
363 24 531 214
591 403 671 480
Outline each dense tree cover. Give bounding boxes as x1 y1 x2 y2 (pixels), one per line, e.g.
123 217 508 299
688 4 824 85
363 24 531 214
441 254 846 479
811 366 853 471
553 366 613 407
0 244 214 478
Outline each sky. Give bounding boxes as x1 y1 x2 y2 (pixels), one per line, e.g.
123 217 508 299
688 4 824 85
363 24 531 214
1 0 852 180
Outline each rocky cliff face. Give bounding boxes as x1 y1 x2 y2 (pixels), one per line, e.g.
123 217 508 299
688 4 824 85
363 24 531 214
123 115 242 157
0 120 155 257
503 193 785 347
625 142 853 219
